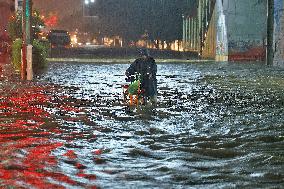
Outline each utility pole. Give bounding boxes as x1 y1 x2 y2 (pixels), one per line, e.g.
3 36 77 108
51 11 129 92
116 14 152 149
215 0 228 61
21 0 27 80
21 0 33 80
267 0 274 65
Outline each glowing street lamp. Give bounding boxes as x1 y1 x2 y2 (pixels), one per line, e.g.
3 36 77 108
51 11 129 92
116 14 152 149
83 0 97 17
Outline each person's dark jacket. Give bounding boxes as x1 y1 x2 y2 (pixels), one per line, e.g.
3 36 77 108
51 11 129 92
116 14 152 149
125 57 157 97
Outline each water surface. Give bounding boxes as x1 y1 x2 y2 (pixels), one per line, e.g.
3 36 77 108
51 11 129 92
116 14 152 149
0 61 283 188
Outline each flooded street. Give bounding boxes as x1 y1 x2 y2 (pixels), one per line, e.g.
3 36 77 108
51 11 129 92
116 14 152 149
0 61 284 188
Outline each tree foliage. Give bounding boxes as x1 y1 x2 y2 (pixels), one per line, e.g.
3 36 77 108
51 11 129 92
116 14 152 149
8 10 48 73
7 10 45 41
7 12 22 41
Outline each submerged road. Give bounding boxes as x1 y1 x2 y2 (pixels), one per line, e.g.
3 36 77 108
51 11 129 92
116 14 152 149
0 60 283 188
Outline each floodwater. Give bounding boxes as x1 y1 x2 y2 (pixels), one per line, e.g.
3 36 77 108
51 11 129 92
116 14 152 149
0 60 283 189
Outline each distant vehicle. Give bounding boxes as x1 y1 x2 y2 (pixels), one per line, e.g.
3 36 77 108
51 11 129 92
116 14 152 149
47 30 71 48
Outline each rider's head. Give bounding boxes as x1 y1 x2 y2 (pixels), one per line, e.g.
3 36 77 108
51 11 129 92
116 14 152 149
138 48 150 58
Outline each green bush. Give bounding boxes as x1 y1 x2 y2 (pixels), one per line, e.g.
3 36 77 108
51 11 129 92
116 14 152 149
32 39 50 73
11 38 22 71
8 10 48 75
11 39 49 73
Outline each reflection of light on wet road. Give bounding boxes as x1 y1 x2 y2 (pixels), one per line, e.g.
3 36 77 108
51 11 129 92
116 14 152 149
0 84 98 188
0 61 283 188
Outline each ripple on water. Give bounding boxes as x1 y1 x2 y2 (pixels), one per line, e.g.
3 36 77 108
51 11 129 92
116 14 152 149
1 61 282 188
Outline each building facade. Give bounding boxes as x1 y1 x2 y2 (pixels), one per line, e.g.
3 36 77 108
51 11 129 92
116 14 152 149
183 0 267 61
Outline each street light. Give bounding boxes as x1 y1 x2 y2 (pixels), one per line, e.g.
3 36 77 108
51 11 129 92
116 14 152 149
84 0 95 4
83 0 97 17
84 0 90 5
82 0 98 44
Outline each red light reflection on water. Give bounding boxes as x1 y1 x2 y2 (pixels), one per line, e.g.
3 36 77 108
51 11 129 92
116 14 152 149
0 85 98 188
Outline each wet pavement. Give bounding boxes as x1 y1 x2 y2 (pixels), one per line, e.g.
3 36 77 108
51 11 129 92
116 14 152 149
0 60 284 188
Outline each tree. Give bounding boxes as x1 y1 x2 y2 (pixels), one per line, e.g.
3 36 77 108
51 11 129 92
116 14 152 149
7 12 22 41
8 10 49 73
8 10 45 41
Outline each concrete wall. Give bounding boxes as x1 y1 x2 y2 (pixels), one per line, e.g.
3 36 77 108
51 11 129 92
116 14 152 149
223 0 267 61
273 0 284 67
202 6 216 59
